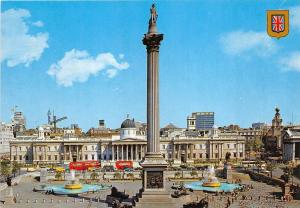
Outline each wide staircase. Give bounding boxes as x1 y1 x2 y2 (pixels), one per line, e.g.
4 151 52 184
135 191 176 208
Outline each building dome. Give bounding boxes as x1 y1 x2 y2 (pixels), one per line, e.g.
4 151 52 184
121 118 136 128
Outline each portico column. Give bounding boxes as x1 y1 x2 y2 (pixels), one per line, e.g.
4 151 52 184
172 143 175 160
117 145 119 160
111 144 115 161
190 144 193 159
292 143 295 161
185 144 188 161
126 145 129 160
131 145 133 160
135 145 138 160
121 145 124 160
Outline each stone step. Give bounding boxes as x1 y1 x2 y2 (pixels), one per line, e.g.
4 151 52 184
135 194 176 208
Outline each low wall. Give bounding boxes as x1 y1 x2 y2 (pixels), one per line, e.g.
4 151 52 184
246 170 285 187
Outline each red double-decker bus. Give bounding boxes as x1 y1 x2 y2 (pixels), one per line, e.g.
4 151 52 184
115 160 133 170
69 161 100 171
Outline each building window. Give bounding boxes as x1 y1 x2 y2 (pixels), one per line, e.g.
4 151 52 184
19 147 21 151
48 147 50 151
233 153 237 157
39 155 42 160
193 153 196 158
163 154 165 158
206 153 208 158
168 153 171 159
227 144 230 148
66 155 70 160
19 155 22 160
200 145 202 149
25 155 29 160
240 152 243 157
163 145 165 149
14 156 17 161
91 154 94 160
215 153 218 158
85 155 88 160
55 146 58 151
39 147 42 151
55 155 58 160
48 155 51 160
200 153 203 158
234 144 237 148
61 156 64 160
215 145 217 149
85 146 88 151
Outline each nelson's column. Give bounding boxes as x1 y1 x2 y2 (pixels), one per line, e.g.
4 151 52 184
138 5 173 206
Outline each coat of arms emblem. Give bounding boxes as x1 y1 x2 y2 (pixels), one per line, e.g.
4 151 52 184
267 10 289 38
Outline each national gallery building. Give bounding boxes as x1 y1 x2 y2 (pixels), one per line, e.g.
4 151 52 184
10 118 246 166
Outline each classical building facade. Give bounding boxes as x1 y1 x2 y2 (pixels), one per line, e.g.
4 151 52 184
10 118 245 165
282 126 300 163
0 122 14 158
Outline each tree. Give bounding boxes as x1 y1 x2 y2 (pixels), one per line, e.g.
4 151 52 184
190 170 198 178
174 171 181 179
0 160 11 177
127 173 134 179
114 172 121 179
266 161 277 178
90 171 99 180
255 158 262 173
55 172 63 180
12 161 21 177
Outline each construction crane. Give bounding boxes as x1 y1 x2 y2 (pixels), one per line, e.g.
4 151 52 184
49 111 67 133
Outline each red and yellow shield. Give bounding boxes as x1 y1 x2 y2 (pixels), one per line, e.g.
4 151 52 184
267 10 289 38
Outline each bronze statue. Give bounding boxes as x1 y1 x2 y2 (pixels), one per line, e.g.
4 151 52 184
149 4 158 25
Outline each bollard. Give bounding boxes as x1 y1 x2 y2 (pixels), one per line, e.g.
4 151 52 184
35 199 37 203
66 199 68 203
43 199 45 203
27 199 29 203
51 198 53 203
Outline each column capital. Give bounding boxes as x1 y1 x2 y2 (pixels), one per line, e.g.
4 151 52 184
143 33 163 52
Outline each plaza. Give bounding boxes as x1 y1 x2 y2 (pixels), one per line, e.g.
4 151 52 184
1 167 300 208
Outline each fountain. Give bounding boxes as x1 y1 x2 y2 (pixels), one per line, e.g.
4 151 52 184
64 170 82 189
202 166 221 187
184 165 241 192
35 170 111 195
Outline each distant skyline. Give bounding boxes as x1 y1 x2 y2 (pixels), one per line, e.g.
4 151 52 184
1 1 300 131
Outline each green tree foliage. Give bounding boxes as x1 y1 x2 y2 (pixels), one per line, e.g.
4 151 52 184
12 161 21 176
114 172 121 179
246 137 264 152
174 171 181 178
90 172 99 180
55 172 63 180
0 160 11 177
190 170 198 178
266 161 277 178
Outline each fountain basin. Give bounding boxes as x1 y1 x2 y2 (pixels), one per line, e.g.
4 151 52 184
184 181 241 192
36 184 111 195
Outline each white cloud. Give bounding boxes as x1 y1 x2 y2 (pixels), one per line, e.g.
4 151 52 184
280 51 300 72
106 69 118 78
32 20 44 27
290 6 300 32
1 9 48 67
47 49 129 87
219 30 277 57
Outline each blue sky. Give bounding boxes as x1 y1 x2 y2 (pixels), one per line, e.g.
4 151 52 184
1 0 300 130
